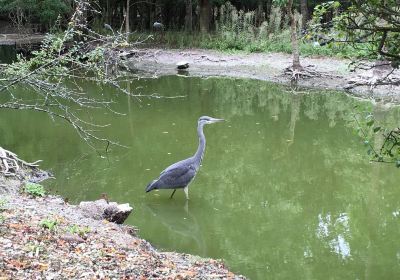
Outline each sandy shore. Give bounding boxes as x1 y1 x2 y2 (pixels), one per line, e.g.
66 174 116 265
126 48 400 103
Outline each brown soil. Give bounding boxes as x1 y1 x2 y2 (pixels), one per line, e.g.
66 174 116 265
127 48 400 103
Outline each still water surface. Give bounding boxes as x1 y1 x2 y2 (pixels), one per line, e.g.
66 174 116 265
2 76 400 279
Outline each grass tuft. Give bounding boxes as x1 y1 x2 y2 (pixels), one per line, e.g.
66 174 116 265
24 182 46 198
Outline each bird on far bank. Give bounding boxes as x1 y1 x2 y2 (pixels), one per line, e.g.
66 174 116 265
104 23 114 35
145 116 224 200
153 21 164 30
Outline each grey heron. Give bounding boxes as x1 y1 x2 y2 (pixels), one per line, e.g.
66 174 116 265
145 116 224 199
104 23 114 35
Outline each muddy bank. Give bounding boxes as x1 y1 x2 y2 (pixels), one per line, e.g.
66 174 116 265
126 48 400 103
0 177 244 279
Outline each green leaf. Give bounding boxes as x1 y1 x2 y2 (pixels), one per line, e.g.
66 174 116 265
373 126 381 132
366 120 374 127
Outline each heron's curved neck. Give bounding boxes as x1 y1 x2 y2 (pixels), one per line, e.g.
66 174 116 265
194 122 206 164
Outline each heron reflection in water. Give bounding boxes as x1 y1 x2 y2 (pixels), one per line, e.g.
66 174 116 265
144 200 207 255
146 116 224 199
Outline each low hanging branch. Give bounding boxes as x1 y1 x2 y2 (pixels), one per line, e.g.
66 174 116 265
0 0 159 150
309 1 400 88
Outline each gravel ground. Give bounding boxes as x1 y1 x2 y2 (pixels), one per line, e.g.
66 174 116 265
0 184 245 279
126 48 400 103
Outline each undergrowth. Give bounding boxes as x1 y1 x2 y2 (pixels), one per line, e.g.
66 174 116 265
130 2 362 59
131 30 359 58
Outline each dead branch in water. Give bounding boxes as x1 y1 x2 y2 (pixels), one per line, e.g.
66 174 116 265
0 146 42 177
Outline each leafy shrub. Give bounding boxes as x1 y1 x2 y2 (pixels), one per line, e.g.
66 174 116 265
40 218 58 231
24 182 46 197
67 224 91 237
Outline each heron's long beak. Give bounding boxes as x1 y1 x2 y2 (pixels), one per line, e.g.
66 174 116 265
211 118 224 123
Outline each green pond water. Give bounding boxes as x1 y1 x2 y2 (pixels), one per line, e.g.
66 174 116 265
2 76 400 279
0 44 16 64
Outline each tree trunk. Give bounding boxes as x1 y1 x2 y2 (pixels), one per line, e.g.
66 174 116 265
300 0 308 30
149 0 155 30
199 0 210 33
125 0 130 39
132 3 137 31
256 0 264 26
288 0 302 71
185 0 193 32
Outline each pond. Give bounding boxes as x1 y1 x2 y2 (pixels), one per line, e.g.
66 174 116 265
1 76 400 279
0 43 16 64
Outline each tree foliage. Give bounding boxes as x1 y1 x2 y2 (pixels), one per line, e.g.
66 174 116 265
312 0 400 68
0 0 71 29
352 108 400 168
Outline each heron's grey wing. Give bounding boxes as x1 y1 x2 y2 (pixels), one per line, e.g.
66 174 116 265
160 158 192 176
156 164 196 189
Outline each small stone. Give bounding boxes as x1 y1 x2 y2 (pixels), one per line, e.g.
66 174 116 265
60 233 85 244
176 61 189 70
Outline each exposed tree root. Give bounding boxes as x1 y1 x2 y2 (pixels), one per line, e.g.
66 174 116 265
0 146 42 177
284 65 321 82
345 61 400 90
345 76 400 90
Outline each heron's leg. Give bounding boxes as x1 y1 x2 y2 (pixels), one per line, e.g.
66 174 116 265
184 199 189 214
183 186 189 200
170 189 177 199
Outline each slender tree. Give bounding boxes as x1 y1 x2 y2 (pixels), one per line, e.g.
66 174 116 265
287 0 302 72
256 0 264 26
125 0 130 39
300 0 308 29
199 0 211 33
185 0 193 32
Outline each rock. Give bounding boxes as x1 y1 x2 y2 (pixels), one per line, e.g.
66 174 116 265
119 50 136 60
29 170 54 183
176 61 189 70
60 233 85 244
79 199 133 224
